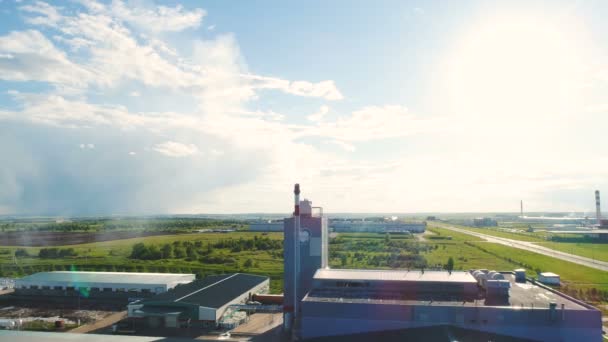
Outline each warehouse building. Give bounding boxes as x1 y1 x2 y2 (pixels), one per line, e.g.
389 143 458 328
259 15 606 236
330 221 426 233
127 273 269 328
14 271 194 299
472 217 498 227
249 221 284 232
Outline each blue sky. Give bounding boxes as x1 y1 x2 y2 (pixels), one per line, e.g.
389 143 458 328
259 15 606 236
1 0 607 215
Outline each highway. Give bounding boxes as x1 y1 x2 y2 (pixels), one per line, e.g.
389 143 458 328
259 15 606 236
437 224 608 272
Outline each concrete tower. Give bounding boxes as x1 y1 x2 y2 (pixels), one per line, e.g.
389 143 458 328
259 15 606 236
283 184 328 332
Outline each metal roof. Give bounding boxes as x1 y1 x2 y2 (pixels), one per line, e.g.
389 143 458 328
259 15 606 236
305 274 590 311
313 269 477 283
539 272 560 277
143 273 268 309
16 271 194 285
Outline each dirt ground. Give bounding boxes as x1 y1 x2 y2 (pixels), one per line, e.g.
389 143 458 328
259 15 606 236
0 231 170 246
68 311 127 334
0 305 118 325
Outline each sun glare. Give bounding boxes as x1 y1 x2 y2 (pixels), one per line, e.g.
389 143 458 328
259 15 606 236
445 16 586 123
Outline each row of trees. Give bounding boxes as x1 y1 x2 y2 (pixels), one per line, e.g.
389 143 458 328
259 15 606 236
39 248 78 258
1 218 243 233
14 248 78 258
212 236 282 252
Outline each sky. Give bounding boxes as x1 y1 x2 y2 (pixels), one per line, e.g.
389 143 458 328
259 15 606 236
1 0 608 216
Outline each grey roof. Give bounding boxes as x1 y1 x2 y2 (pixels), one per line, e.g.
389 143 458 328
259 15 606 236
314 269 477 283
143 273 268 309
16 271 194 285
305 274 590 311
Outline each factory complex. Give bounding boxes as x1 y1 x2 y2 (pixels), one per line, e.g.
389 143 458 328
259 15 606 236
3 185 605 341
282 184 604 341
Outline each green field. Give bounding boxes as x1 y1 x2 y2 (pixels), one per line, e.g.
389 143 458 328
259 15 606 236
0 232 285 293
537 241 608 263
466 242 608 292
1 227 606 304
434 223 608 267
435 223 547 242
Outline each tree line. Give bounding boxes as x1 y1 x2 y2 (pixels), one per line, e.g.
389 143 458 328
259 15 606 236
14 248 78 258
129 236 282 262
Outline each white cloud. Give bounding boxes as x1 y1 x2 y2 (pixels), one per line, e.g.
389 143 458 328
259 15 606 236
129 91 140 97
246 75 343 100
307 105 329 122
207 25 215 31
128 151 136 155
79 143 94 149
20 1 62 26
111 0 206 33
0 30 92 89
14 1 343 101
585 104 608 113
153 141 198 157
301 105 443 142
329 140 355 152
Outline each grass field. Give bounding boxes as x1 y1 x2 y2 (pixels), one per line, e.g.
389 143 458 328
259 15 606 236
537 241 608 263
435 223 547 242
434 223 608 265
0 232 285 292
1 229 606 303
467 242 608 293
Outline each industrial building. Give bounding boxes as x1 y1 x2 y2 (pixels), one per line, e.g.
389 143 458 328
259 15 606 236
281 184 604 341
127 273 269 328
472 217 498 227
330 220 426 233
14 271 195 299
249 220 284 232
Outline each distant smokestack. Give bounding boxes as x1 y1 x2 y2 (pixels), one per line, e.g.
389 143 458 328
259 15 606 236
596 190 602 224
520 200 523 218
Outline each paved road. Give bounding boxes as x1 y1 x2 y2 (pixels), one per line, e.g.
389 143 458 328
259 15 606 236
438 224 608 272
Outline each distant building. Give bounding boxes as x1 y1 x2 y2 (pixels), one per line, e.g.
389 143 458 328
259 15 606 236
472 217 497 227
14 272 194 299
249 221 284 232
330 220 426 233
426 216 437 221
538 272 560 285
128 273 269 328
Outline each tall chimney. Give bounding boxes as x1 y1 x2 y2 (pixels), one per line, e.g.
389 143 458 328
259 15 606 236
293 184 301 321
520 200 524 218
595 190 602 225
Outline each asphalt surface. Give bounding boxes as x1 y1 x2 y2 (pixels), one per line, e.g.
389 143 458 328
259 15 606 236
438 224 608 272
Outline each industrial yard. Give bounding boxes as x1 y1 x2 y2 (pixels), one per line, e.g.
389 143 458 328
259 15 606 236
0 189 605 340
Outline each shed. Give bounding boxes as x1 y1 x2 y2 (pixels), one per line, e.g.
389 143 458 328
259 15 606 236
538 272 560 285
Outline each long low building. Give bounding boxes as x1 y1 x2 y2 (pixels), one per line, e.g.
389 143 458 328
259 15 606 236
128 273 269 328
249 221 284 232
14 271 195 299
330 221 426 233
300 270 602 341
